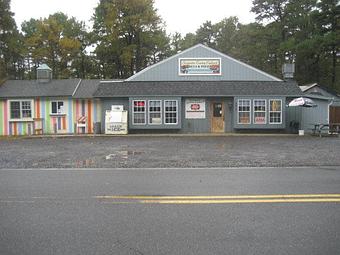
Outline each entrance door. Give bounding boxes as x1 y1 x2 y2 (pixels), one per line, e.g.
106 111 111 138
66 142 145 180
211 102 225 133
329 106 340 124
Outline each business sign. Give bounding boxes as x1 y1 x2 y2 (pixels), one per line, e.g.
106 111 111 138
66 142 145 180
105 123 128 134
185 99 206 119
179 58 221 75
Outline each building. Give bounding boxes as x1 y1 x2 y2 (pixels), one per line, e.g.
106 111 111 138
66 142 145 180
300 83 340 127
94 44 301 133
0 44 305 136
0 65 101 136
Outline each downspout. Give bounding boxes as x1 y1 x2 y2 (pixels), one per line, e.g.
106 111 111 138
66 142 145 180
327 97 334 125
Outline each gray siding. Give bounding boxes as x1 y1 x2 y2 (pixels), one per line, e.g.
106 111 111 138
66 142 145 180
181 97 234 133
300 99 330 132
129 97 182 129
128 45 280 82
233 96 286 129
286 98 330 133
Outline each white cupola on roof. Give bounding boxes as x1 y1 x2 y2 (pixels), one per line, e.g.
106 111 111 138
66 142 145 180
37 64 52 82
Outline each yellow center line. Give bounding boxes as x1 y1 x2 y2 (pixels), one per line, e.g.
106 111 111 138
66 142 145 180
139 198 340 204
95 194 340 200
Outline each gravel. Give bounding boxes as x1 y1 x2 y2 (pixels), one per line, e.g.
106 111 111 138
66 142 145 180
0 135 339 168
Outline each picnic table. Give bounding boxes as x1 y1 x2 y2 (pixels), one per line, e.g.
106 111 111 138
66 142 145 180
312 123 340 137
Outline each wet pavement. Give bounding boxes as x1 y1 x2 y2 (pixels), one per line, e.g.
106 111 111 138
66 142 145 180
0 135 339 168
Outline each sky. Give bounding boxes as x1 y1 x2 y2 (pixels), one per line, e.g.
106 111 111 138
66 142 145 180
11 0 256 35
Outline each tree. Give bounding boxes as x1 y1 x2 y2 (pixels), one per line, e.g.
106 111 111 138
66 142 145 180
314 0 340 90
0 0 22 80
195 21 216 47
92 0 170 79
214 17 240 54
21 13 88 79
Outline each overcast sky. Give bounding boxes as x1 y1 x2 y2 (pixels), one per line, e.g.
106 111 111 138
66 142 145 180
11 0 256 35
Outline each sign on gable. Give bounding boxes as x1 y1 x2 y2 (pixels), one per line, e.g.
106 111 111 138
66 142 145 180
179 58 221 75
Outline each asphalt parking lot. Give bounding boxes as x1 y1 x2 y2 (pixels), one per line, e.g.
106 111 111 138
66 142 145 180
0 135 339 169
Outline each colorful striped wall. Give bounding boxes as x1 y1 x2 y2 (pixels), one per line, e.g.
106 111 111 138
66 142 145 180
0 98 101 136
73 99 102 134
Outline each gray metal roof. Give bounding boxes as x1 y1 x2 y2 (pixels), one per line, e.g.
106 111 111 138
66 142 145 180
73 79 101 98
0 79 80 98
93 81 302 97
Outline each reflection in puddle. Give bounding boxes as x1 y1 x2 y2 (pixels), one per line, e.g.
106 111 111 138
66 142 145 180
105 150 143 160
75 159 95 167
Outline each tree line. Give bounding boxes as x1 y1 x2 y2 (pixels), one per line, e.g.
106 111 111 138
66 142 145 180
0 0 339 91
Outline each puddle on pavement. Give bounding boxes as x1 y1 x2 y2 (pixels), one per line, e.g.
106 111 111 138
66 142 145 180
105 150 143 160
75 159 95 167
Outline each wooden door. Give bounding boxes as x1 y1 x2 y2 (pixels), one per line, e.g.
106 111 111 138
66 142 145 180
211 102 225 133
329 106 340 124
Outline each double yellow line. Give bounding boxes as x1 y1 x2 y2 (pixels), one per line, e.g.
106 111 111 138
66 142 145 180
95 194 340 204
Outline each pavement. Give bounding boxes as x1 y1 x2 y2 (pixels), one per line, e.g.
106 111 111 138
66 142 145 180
1 167 340 255
0 135 339 168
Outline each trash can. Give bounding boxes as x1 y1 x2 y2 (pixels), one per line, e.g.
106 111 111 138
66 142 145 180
94 122 101 134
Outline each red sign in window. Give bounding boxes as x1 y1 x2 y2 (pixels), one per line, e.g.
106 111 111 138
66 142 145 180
134 101 145 107
190 104 200 110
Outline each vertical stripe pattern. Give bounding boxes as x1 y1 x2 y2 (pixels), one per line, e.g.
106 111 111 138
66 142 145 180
0 98 101 136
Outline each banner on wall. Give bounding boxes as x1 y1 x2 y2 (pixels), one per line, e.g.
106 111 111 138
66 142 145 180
185 99 206 119
179 58 221 75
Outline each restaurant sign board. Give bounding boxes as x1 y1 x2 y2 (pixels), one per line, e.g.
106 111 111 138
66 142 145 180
179 58 221 75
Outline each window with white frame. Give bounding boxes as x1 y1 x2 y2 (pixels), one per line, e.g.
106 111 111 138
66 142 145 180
10 100 33 120
238 99 251 124
132 100 146 124
164 100 178 124
253 99 266 124
269 99 282 124
148 100 162 124
51 101 65 114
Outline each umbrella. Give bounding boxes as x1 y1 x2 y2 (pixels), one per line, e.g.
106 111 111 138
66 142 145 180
288 97 317 107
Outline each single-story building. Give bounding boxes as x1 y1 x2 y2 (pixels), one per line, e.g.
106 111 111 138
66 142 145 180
0 65 101 136
94 44 302 133
7 44 338 136
301 83 340 125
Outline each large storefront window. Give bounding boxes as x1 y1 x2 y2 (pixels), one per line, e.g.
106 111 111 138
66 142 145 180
149 100 162 124
10 100 33 120
164 100 178 124
269 99 282 124
253 99 266 124
238 99 251 124
132 100 146 125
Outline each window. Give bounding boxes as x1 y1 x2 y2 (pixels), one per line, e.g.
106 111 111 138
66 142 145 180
10 100 33 120
51 101 65 114
253 99 266 124
269 99 282 124
238 99 251 124
132 100 146 125
164 100 178 124
213 103 223 117
149 100 162 124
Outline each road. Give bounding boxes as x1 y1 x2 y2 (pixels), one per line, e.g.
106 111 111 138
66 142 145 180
1 166 340 255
